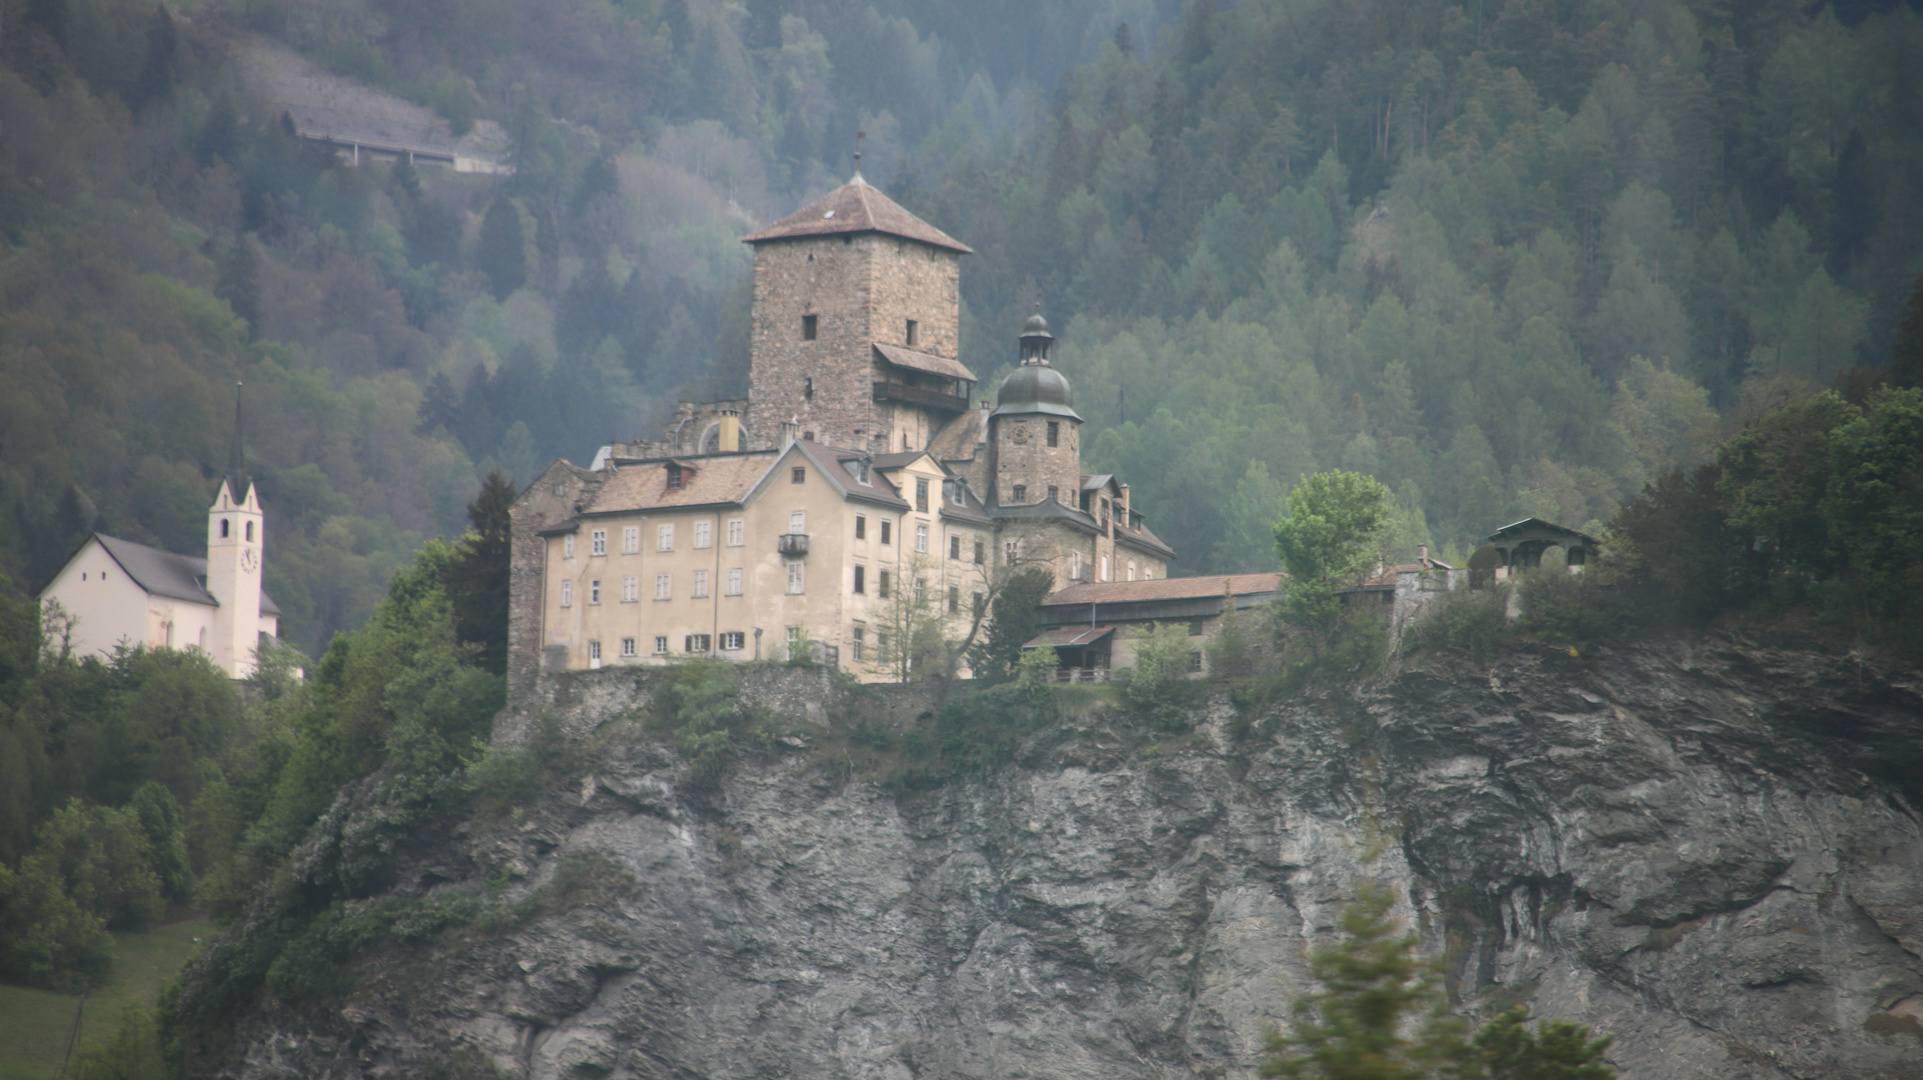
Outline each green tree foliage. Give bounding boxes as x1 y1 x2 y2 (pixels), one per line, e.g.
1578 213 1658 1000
59 1004 168 1080
444 468 516 675
477 198 529 302
1122 623 1195 729
1891 273 1923 389
1273 471 1392 640
0 853 115 990
967 566 1055 683
1606 387 1923 650
1264 882 1614 1080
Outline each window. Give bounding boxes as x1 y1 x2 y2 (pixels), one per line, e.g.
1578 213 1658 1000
694 521 711 548
787 626 800 646
878 631 891 656
726 568 742 595
905 319 918 346
792 466 806 484
790 510 806 533
973 592 985 617
915 479 929 512
685 634 712 653
950 535 961 560
853 565 866 594
589 580 601 604
591 529 606 555
657 524 674 551
1128 561 1137 581
915 524 928 553
1101 555 1109 581
692 570 709 598
851 625 865 662
855 515 866 540
1189 619 1208 636
1012 484 1026 502
1189 651 1205 673
973 539 985 564
915 578 926 605
1047 486 1059 503
1047 421 1059 447
666 464 683 489
623 526 640 554
1070 552 1082 580
564 535 575 559
621 637 637 657
727 519 744 546
552 482 566 497
245 521 254 541
622 576 638 602
1006 540 1019 563
878 570 891 598
589 640 602 662
947 585 959 614
654 636 669 655
560 580 572 607
880 520 892 545
654 574 671 600
720 631 745 651
220 519 229 538
787 563 804 594
801 314 817 340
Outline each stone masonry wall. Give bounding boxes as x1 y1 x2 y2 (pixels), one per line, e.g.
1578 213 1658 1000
507 461 602 703
746 234 961 451
991 414 1081 507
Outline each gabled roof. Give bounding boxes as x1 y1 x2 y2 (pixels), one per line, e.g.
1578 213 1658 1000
1486 518 1602 545
78 534 283 615
760 441 911 510
741 175 973 254
1041 573 1282 608
873 343 977 383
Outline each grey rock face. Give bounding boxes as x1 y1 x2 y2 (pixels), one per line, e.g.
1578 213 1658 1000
201 640 1923 1080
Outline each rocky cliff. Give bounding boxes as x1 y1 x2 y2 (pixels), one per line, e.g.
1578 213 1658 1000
185 639 1923 1080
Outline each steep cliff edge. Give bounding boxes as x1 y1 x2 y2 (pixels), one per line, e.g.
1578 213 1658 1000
182 640 1923 1080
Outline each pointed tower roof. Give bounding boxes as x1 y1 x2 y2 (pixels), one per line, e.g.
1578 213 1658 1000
225 381 252 501
742 174 973 253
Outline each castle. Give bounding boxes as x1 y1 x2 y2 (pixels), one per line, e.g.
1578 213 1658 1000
38 390 282 679
508 174 1173 689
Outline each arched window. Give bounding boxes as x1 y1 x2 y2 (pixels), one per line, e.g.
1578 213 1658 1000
220 519 230 538
245 521 254 541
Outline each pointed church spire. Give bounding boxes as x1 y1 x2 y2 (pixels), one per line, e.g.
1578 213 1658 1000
227 381 250 502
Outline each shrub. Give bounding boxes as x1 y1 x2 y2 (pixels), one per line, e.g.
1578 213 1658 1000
1123 623 1195 731
1403 587 1514 663
1518 570 1633 648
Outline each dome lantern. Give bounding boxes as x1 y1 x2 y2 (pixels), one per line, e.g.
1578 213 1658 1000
993 315 1081 421
1019 314 1054 365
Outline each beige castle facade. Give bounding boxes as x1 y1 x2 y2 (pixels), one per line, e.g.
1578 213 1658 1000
510 175 1171 689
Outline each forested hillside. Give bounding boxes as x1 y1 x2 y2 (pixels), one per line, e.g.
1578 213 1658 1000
0 0 1182 657
894 0 1923 570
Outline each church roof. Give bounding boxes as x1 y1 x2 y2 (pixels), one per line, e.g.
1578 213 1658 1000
742 175 973 254
873 342 977 382
88 534 283 615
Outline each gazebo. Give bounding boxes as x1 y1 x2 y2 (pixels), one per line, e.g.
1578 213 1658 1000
1473 518 1600 585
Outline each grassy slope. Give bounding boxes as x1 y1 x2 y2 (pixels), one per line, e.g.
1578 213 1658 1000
0 917 214 1080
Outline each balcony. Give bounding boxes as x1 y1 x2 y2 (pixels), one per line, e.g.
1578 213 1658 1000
778 533 809 557
872 381 969 413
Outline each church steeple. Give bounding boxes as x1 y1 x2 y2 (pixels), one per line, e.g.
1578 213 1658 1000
226 381 251 502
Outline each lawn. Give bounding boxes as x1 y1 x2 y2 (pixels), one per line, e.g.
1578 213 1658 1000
0 916 214 1080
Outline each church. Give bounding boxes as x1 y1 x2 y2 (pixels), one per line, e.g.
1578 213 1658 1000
508 174 1172 689
37 392 282 679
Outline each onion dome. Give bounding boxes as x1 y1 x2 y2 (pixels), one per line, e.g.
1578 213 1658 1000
993 315 1081 420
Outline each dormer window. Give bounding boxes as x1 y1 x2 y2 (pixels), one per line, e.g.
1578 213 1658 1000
666 464 683 489
905 319 918 347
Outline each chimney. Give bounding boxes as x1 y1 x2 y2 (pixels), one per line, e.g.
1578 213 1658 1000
1418 543 1428 565
781 417 799 449
718 410 741 454
1120 484 1131 526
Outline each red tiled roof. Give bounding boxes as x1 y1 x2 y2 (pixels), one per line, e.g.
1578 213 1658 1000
1040 573 1282 607
741 176 972 253
580 453 777 514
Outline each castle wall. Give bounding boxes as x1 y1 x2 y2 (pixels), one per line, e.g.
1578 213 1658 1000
746 234 960 451
990 416 1080 507
508 461 601 701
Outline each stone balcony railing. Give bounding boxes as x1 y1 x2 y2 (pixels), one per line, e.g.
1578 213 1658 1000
778 533 809 557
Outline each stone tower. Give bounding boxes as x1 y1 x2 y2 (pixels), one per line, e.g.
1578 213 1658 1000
206 384 264 678
989 315 1082 507
741 174 975 452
